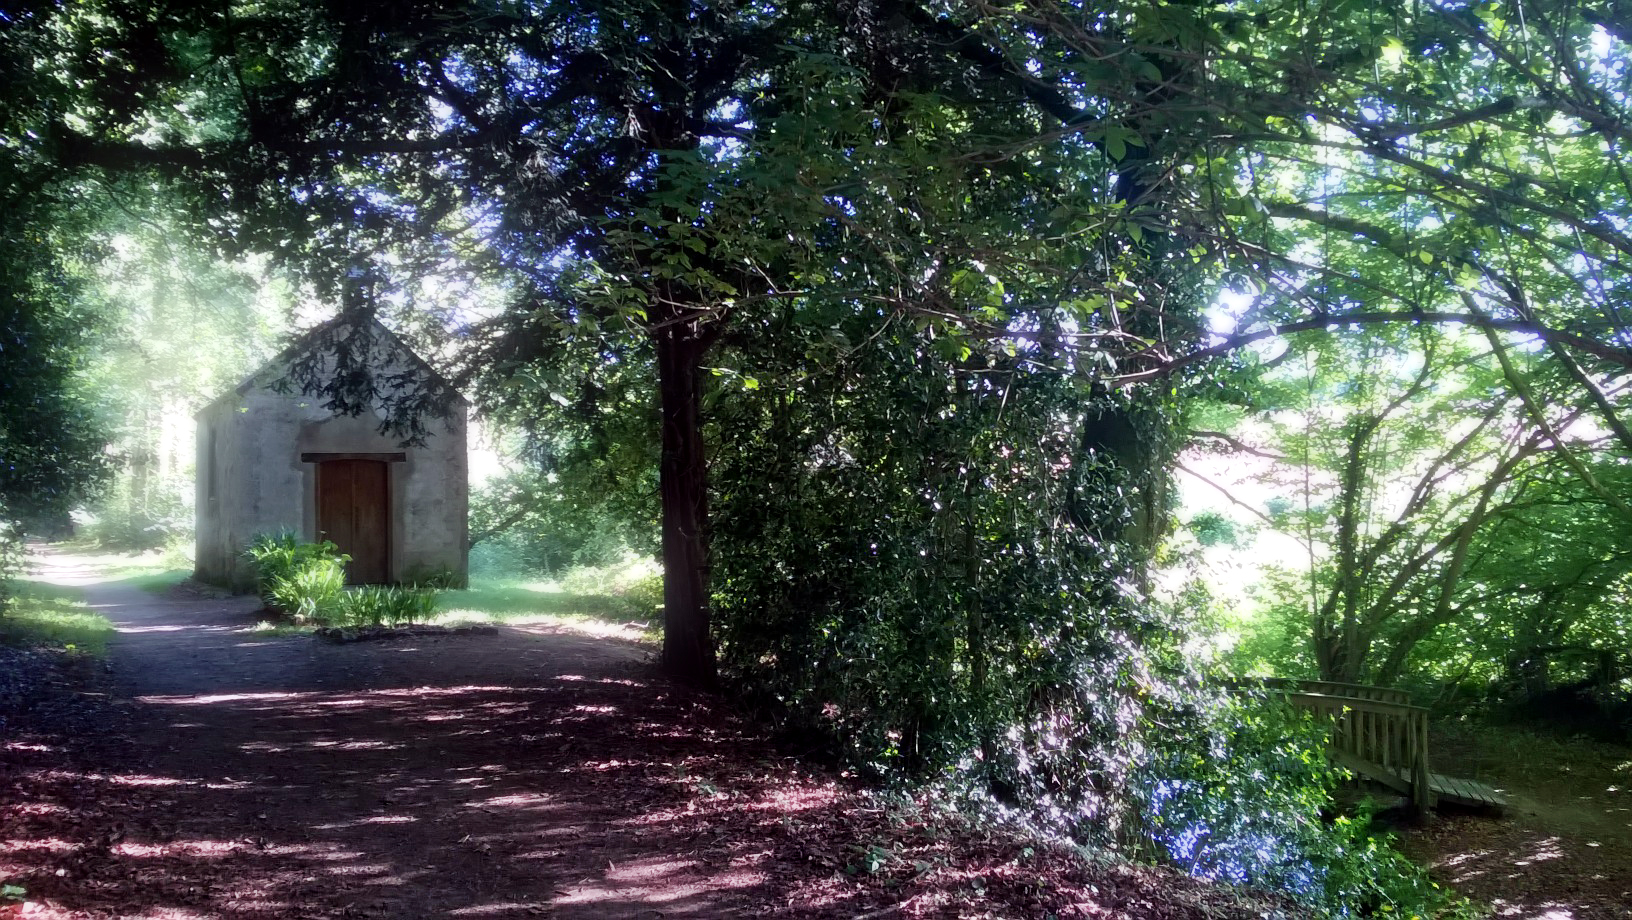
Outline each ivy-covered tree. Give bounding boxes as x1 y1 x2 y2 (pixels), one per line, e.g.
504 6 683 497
27 0 1199 688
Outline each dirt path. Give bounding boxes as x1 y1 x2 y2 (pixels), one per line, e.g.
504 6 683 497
5 553 790 918
3 553 1296 920
1400 723 1632 920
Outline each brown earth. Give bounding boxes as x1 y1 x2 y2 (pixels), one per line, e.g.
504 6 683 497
1400 721 1632 920
1 552 1294 920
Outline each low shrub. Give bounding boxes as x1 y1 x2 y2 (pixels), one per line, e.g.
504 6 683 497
244 533 438 627
558 556 660 598
245 532 349 611
80 482 192 551
1139 693 1474 919
338 584 437 627
621 572 664 617
265 556 346 622
0 522 23 615
557 560 626 595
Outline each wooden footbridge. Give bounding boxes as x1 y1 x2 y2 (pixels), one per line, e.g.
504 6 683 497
1259 679 1506 818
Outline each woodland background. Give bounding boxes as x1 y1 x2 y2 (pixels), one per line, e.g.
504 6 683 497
4 0 1632 915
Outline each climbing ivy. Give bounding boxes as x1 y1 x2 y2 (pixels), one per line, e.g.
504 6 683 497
713 318 1180 835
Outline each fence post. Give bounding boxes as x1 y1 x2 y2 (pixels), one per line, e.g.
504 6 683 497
1412 711 1432 821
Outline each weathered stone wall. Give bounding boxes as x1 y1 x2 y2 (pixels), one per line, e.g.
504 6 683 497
194 319 469 591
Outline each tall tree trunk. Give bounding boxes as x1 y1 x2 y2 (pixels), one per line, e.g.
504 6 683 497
964 476 993 766
1332 418 1374 683
655 323 716 686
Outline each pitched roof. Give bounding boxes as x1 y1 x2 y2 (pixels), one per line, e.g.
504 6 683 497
200 312 470 417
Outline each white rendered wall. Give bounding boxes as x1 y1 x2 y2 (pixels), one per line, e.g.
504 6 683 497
194 321 469 590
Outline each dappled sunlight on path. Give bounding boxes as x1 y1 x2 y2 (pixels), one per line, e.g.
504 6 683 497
1411 819 1631 919
1402 724 1632 920
3 550 1303 920
5 552 780 917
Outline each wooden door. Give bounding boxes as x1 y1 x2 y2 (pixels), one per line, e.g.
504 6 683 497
317 459 390 584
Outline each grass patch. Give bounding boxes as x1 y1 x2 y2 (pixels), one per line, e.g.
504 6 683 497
116 568 190 595
28 545 190 594
224 577 660 641
86 550 190 593
96 554 179 579
434 578 659 638
0 581 115 655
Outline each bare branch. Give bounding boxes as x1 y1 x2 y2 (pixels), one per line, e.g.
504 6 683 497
1109 311 1632 387
1188 430 1285 460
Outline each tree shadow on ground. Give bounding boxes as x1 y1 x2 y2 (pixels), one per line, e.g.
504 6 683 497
1400 723 1632 920
3 583 1291 920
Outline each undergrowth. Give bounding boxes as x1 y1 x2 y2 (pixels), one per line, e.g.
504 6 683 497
1140 693 1479 920
244 532 438 628
0 580 114 655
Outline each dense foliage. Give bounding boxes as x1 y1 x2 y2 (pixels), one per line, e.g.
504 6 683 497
245 532 437 627
245 533 350 620
1186 325 1629 726
1141 694 1472 918
0 189 109 604
0 4 115 583
9 0 1632 914
0 233 108 565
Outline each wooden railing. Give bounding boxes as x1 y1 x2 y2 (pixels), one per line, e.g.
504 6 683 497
1261 681 1434 817
1260 678 1413 706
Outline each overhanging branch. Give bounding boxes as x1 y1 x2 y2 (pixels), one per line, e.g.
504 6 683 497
1109 311 1632 387
55 125 501 176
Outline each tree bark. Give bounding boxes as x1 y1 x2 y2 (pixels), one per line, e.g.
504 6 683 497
655 322 716 686
1315 416 1379 683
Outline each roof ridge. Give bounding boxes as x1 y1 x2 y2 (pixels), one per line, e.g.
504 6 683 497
199 313 469 417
